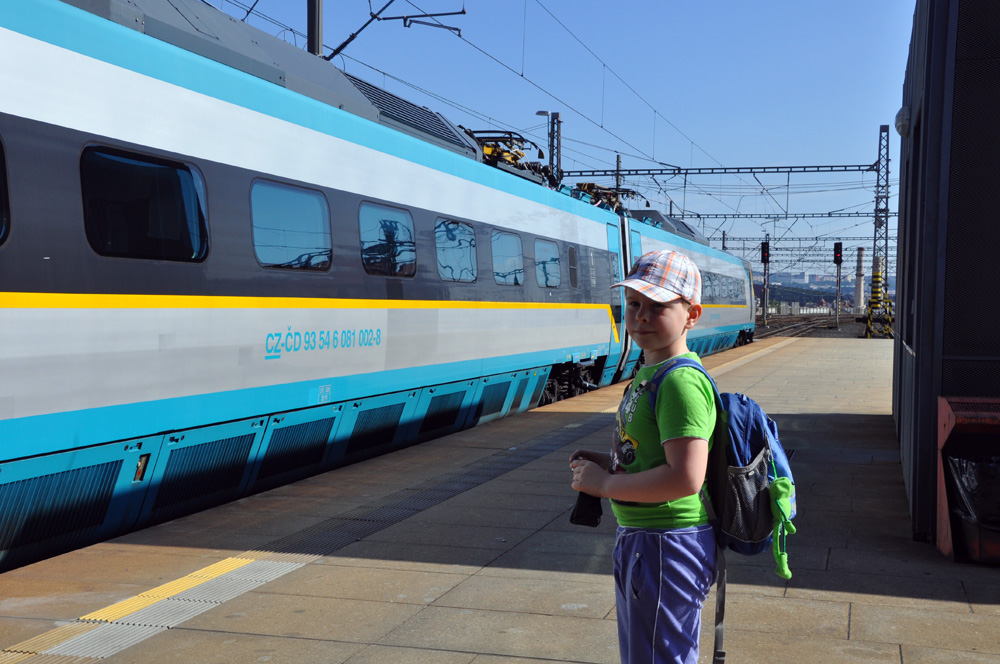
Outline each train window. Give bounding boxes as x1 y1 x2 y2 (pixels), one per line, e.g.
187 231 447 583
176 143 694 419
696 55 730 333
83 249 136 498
606 251 618 304
568 246 578 287
251 180 330 270
0 139 8 246
80 147 208 261
491 230 523 286
534 239 560 287
703 273 716 304
359 202 416 277
434 218 477 282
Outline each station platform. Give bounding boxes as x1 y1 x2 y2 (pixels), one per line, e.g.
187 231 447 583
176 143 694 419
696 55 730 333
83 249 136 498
1 337 998 664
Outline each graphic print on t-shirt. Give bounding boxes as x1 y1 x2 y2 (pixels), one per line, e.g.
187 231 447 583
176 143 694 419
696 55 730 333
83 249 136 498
610 380 648 474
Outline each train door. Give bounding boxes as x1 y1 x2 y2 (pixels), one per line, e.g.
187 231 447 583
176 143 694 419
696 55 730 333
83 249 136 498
629 229 642 262
614 226 645 380
599 222 624 386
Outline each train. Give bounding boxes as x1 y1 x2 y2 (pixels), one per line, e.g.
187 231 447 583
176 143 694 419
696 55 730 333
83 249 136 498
0 0 754 571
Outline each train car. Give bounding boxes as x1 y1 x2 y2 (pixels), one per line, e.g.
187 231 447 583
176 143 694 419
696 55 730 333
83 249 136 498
614 210 756 379
0 0 752 571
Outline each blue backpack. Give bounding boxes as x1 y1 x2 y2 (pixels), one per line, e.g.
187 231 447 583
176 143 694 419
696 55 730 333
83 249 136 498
647 357 797 664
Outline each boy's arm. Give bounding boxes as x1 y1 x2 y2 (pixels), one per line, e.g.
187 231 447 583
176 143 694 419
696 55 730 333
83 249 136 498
571 437 708 502
568 449 611 471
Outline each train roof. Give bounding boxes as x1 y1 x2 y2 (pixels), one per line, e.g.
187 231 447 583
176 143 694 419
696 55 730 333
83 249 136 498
59 0 481 159
626 209 710 246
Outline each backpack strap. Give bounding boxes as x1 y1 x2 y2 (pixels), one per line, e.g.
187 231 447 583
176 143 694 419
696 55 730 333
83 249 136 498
646 357 720 410
644 357 728 663
713 543 727 664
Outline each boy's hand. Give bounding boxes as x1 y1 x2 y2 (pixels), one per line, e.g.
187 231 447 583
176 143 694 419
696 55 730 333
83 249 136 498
568 449 610 470
570 458 608 497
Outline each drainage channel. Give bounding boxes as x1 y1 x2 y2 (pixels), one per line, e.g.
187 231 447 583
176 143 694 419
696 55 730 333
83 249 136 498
2 411 615 662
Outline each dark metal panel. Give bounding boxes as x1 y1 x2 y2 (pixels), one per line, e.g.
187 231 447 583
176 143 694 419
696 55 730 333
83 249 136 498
253 414 338 491
138 418 265 526
345 73 478 156
0 435 157 572
344 403 406 459
420 391 466 434
893 0 1000 541
59 0 380 121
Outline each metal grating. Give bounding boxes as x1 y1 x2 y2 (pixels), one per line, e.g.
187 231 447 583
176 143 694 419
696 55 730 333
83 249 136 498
375 488 423 505
529 377 548 408
337 519 388 540
510 377 528 412
942 359 1000 397
950 400 1000 415
257 417 336 482
345 403 405 457
420 391 465 434
0 460 121 570
265 529 360 557
474 381 510 422
345 72 469 148
393 491 455 510
461 468 504 482
339 505 419 523
152 433 255 518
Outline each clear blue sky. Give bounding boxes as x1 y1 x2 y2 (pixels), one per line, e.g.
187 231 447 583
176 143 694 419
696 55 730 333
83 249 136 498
207 0 915 275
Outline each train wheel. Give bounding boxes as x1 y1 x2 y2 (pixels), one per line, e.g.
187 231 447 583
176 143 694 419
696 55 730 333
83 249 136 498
538 379 559 407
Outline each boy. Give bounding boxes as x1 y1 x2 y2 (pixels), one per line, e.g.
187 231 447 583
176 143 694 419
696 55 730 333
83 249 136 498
570 249 717 664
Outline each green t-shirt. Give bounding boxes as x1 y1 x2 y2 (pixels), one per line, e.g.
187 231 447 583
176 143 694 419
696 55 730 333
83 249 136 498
609 353 717 529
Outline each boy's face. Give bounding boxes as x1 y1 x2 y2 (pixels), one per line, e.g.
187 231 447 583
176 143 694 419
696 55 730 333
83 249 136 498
624 287 703 365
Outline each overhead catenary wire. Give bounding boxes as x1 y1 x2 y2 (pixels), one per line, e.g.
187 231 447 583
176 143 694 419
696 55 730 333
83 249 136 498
208 0 893 240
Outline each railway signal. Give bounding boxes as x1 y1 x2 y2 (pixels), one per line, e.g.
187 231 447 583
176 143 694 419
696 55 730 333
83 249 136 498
761 241 770 264
834 242 843 330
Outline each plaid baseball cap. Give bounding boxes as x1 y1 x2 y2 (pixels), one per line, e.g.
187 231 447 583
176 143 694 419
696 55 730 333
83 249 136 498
611 250 702 305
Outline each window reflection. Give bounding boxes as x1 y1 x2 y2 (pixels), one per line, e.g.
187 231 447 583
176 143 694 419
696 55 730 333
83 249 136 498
251 180 331 270
435 218 477 282
0 138 8 247
568 246 578 287
360 202 416 277
491 230 523 286
534 239 560 287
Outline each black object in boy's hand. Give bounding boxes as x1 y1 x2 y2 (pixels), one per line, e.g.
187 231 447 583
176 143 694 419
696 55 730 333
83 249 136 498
570 491 602 527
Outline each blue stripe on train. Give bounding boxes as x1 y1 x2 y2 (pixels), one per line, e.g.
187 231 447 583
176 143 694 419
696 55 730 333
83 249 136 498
0 342 608 461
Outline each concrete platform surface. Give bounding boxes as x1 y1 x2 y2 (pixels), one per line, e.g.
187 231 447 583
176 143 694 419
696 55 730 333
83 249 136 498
2 337 998 663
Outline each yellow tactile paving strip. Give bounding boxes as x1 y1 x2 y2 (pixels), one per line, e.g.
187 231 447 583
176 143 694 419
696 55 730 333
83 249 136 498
2 623 100 654
79 557 253 623
2 557 255 658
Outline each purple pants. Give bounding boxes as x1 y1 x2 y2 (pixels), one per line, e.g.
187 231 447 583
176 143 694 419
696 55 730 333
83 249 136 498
613 525 717 664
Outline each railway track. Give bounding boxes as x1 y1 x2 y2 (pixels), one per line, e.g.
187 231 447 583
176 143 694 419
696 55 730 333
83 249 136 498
755 315 836 339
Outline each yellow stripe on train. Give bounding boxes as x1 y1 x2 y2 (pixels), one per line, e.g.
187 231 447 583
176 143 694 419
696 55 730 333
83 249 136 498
0 291 621 342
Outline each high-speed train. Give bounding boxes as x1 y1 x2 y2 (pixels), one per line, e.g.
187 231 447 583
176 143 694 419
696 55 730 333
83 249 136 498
0 0 754 571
